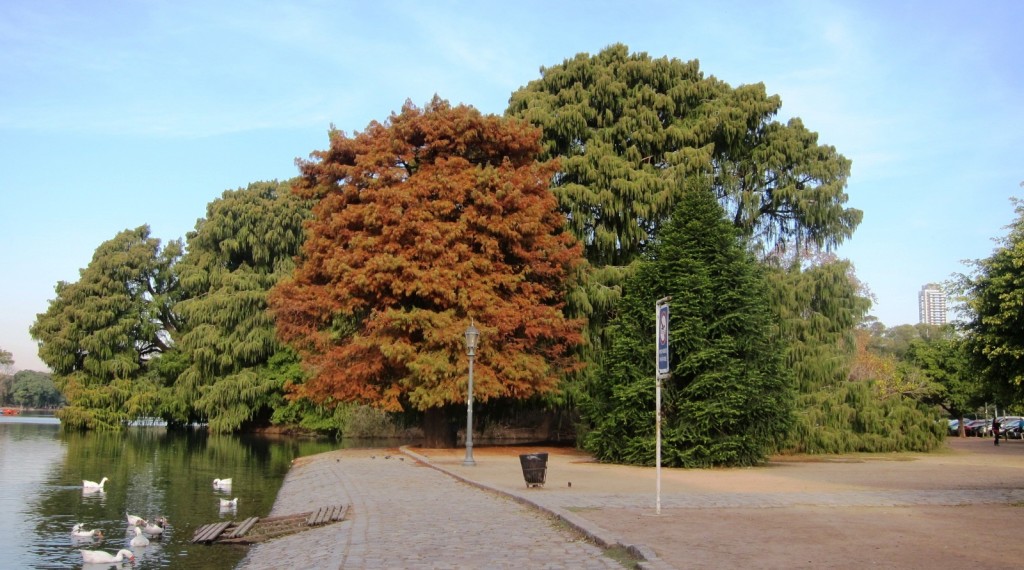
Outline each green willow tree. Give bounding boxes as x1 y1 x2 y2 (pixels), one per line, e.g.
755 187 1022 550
584 186 793 467
30 226 181 429
270 98 586 447
507 43 860 277
770 259 944 453
169 181 312 432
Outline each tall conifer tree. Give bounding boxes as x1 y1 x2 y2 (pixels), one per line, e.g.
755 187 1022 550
507 44 860 408
584 186 793 467
507 43 859 268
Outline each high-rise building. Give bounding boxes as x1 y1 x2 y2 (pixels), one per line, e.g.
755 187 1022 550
919 283 947 325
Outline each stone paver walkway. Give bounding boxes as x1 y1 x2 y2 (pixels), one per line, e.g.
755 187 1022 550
237 451 626 570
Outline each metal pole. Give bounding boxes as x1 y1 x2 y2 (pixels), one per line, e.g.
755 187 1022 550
655 296 670 516
656 375 662 515
463 351 476 466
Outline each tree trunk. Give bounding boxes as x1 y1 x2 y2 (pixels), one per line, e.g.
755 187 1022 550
422 405 459 448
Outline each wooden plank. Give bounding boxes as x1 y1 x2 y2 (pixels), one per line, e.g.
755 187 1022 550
191 521 232 543
307 504 345 525
194 505 349 545
228 517 260 539
190 524 210 543
206 522 232 542
307 507 326 526
191 523 219 543
200 521 233 543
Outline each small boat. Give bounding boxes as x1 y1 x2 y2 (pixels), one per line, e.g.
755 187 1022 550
1 408 19 416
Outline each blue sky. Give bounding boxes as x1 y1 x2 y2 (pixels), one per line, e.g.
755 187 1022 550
2 1 1021 372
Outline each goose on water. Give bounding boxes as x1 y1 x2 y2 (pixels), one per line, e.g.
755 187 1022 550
130 526 149 547
70 524 103 539
219 497 238 508
82 477 108 490
126 512 146 526
213 478 232 489
80 549 135 564
142 517 167 536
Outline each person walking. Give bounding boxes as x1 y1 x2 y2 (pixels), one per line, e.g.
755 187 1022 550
993 418 1002 446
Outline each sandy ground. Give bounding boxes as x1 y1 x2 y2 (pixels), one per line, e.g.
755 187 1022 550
415 437 1024 569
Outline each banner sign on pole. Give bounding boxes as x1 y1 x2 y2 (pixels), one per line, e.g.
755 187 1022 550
654 297 670 515
657 302 670 377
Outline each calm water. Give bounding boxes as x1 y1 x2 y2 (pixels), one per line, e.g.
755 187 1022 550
0 413 348 570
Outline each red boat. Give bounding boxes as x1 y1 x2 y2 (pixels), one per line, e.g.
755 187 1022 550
1 408 20 416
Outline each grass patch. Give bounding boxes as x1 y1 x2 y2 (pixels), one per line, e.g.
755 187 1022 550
602 545 643 569
547 515 642 569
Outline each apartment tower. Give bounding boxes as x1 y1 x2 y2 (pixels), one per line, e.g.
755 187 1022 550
918 283 947 325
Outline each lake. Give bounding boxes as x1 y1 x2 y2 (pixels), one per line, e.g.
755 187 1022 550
0 413 362 569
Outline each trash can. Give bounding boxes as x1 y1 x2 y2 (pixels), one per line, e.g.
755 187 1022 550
519 453 548 487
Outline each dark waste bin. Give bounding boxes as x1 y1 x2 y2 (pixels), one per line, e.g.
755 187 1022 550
519 453 548 487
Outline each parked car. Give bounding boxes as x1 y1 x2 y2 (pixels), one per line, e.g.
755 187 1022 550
965 419 992 437
948 419 961 436
999 418 1024 439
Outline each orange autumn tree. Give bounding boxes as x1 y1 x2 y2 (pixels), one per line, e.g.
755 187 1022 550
270 97 586 447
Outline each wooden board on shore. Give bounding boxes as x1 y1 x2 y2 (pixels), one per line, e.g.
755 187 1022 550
191 504 349 545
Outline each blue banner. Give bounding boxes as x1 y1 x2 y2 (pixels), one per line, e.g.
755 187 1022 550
657 303 669 376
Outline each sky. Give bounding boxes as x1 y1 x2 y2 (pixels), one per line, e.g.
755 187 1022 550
1 1 1021 372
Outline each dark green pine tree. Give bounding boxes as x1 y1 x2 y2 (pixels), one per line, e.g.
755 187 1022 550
169 180 311 432
583 186 794 467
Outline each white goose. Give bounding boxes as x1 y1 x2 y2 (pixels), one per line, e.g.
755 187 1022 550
142 517 167 536
212 478 232 490
125 511 146 526
80 549 135 564
82 477 108 490
70 523 104 539
219 497 238 508
130 526 149 547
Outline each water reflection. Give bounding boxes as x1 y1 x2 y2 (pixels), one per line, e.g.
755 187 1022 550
0 414 348 569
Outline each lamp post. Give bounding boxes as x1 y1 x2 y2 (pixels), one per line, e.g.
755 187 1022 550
463 320 479 466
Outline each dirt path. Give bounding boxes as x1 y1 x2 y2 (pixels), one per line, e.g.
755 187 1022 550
577 438 1024 569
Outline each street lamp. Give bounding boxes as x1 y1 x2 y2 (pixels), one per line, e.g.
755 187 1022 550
463 320 479 466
